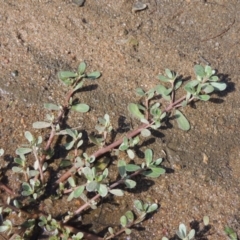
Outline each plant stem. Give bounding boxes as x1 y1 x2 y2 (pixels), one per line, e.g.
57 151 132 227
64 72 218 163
64 169 144 223
0 182 15 195
56 95 188 185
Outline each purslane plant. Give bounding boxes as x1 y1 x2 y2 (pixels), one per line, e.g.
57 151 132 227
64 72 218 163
0 63 226 239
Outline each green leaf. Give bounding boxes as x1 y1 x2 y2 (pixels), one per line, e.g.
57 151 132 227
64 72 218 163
188 229 195 239
60 160 72 168
64 140 75 150
82 167 94 181
128 103 144 120
135 88 145 96
224 226 237 240
141 129 151 138
127 149 135 159
86 71 101 79
12 166 23 173
125 228 132 235
203 216 209 226
155 158 163 165
209 75 219 81
164 87 173 96
0 225 10 233
126 164 141 172
144 149 153 166
124 179 136 188
73 81 84 92
58 71 77 81
210 82 227 91
134 200 144 211
109 189 124 196
68 177 76 188
205 65 212 76
174 79 182 90
108 227 114 235
119 143 129 151
198 95 210 101
201 84 214 94
73 186 85 198
143 166 165 178
65 128 77 139
67 191 75 202
16 148 32 155
44 103 60 111
78 62 86 75
184 80 200 89
147 203 158 213
125 211 134 223
174 109 190 131
14 157 25 167
118 160 126 178
165 69 173 79
158 75 170 82
86 181 98 192
32 121 51 129
71 103 89 113
98 184 108 197
194 65 205 77
120 215 127 227
95 157 110 171
24 131 34 143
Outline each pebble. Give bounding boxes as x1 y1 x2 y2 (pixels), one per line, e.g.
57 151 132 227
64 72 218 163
132 2 148 13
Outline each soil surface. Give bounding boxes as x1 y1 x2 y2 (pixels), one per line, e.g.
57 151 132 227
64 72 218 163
1 0 240 239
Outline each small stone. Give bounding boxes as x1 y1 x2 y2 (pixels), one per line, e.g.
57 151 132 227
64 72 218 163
73 0 85 7
132 2 148 13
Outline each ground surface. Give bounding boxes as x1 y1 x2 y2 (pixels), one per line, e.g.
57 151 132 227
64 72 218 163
0 0 240 239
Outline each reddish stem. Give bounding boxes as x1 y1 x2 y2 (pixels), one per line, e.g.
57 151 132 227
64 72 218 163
56 95 188 185
0 183 15 195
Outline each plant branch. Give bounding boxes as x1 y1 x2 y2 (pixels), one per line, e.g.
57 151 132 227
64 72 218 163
0 182 15 195
64 169 144 223
56 94 188 185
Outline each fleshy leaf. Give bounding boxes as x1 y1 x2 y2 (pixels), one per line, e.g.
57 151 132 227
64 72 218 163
165 68 173 79
141 129 151 137
78 62 86 75
124 179 136 188
44 103 60 111
25 131 34 143
71 103 89 113
210 82 227 91
128 103 144 120
120 215 127 227
201 84 214 94
86 71 101 79
127 149 135 159
86 181 98 192
174 109 190 131
16 148 32 155
126 164 141 172
33 121 51 129
118 160 126 178
109 189 124 196
147 203 158 213
73 186 85 198
198 95 210 101
98 184 108 197
142 166 165 178
194 65 205 77
125 211 134 223
144 149 153 166
158 75 170 82
135 88 145 96
73 81 84 92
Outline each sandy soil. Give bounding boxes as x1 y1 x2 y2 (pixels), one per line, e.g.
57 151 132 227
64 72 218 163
0 0 240 239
